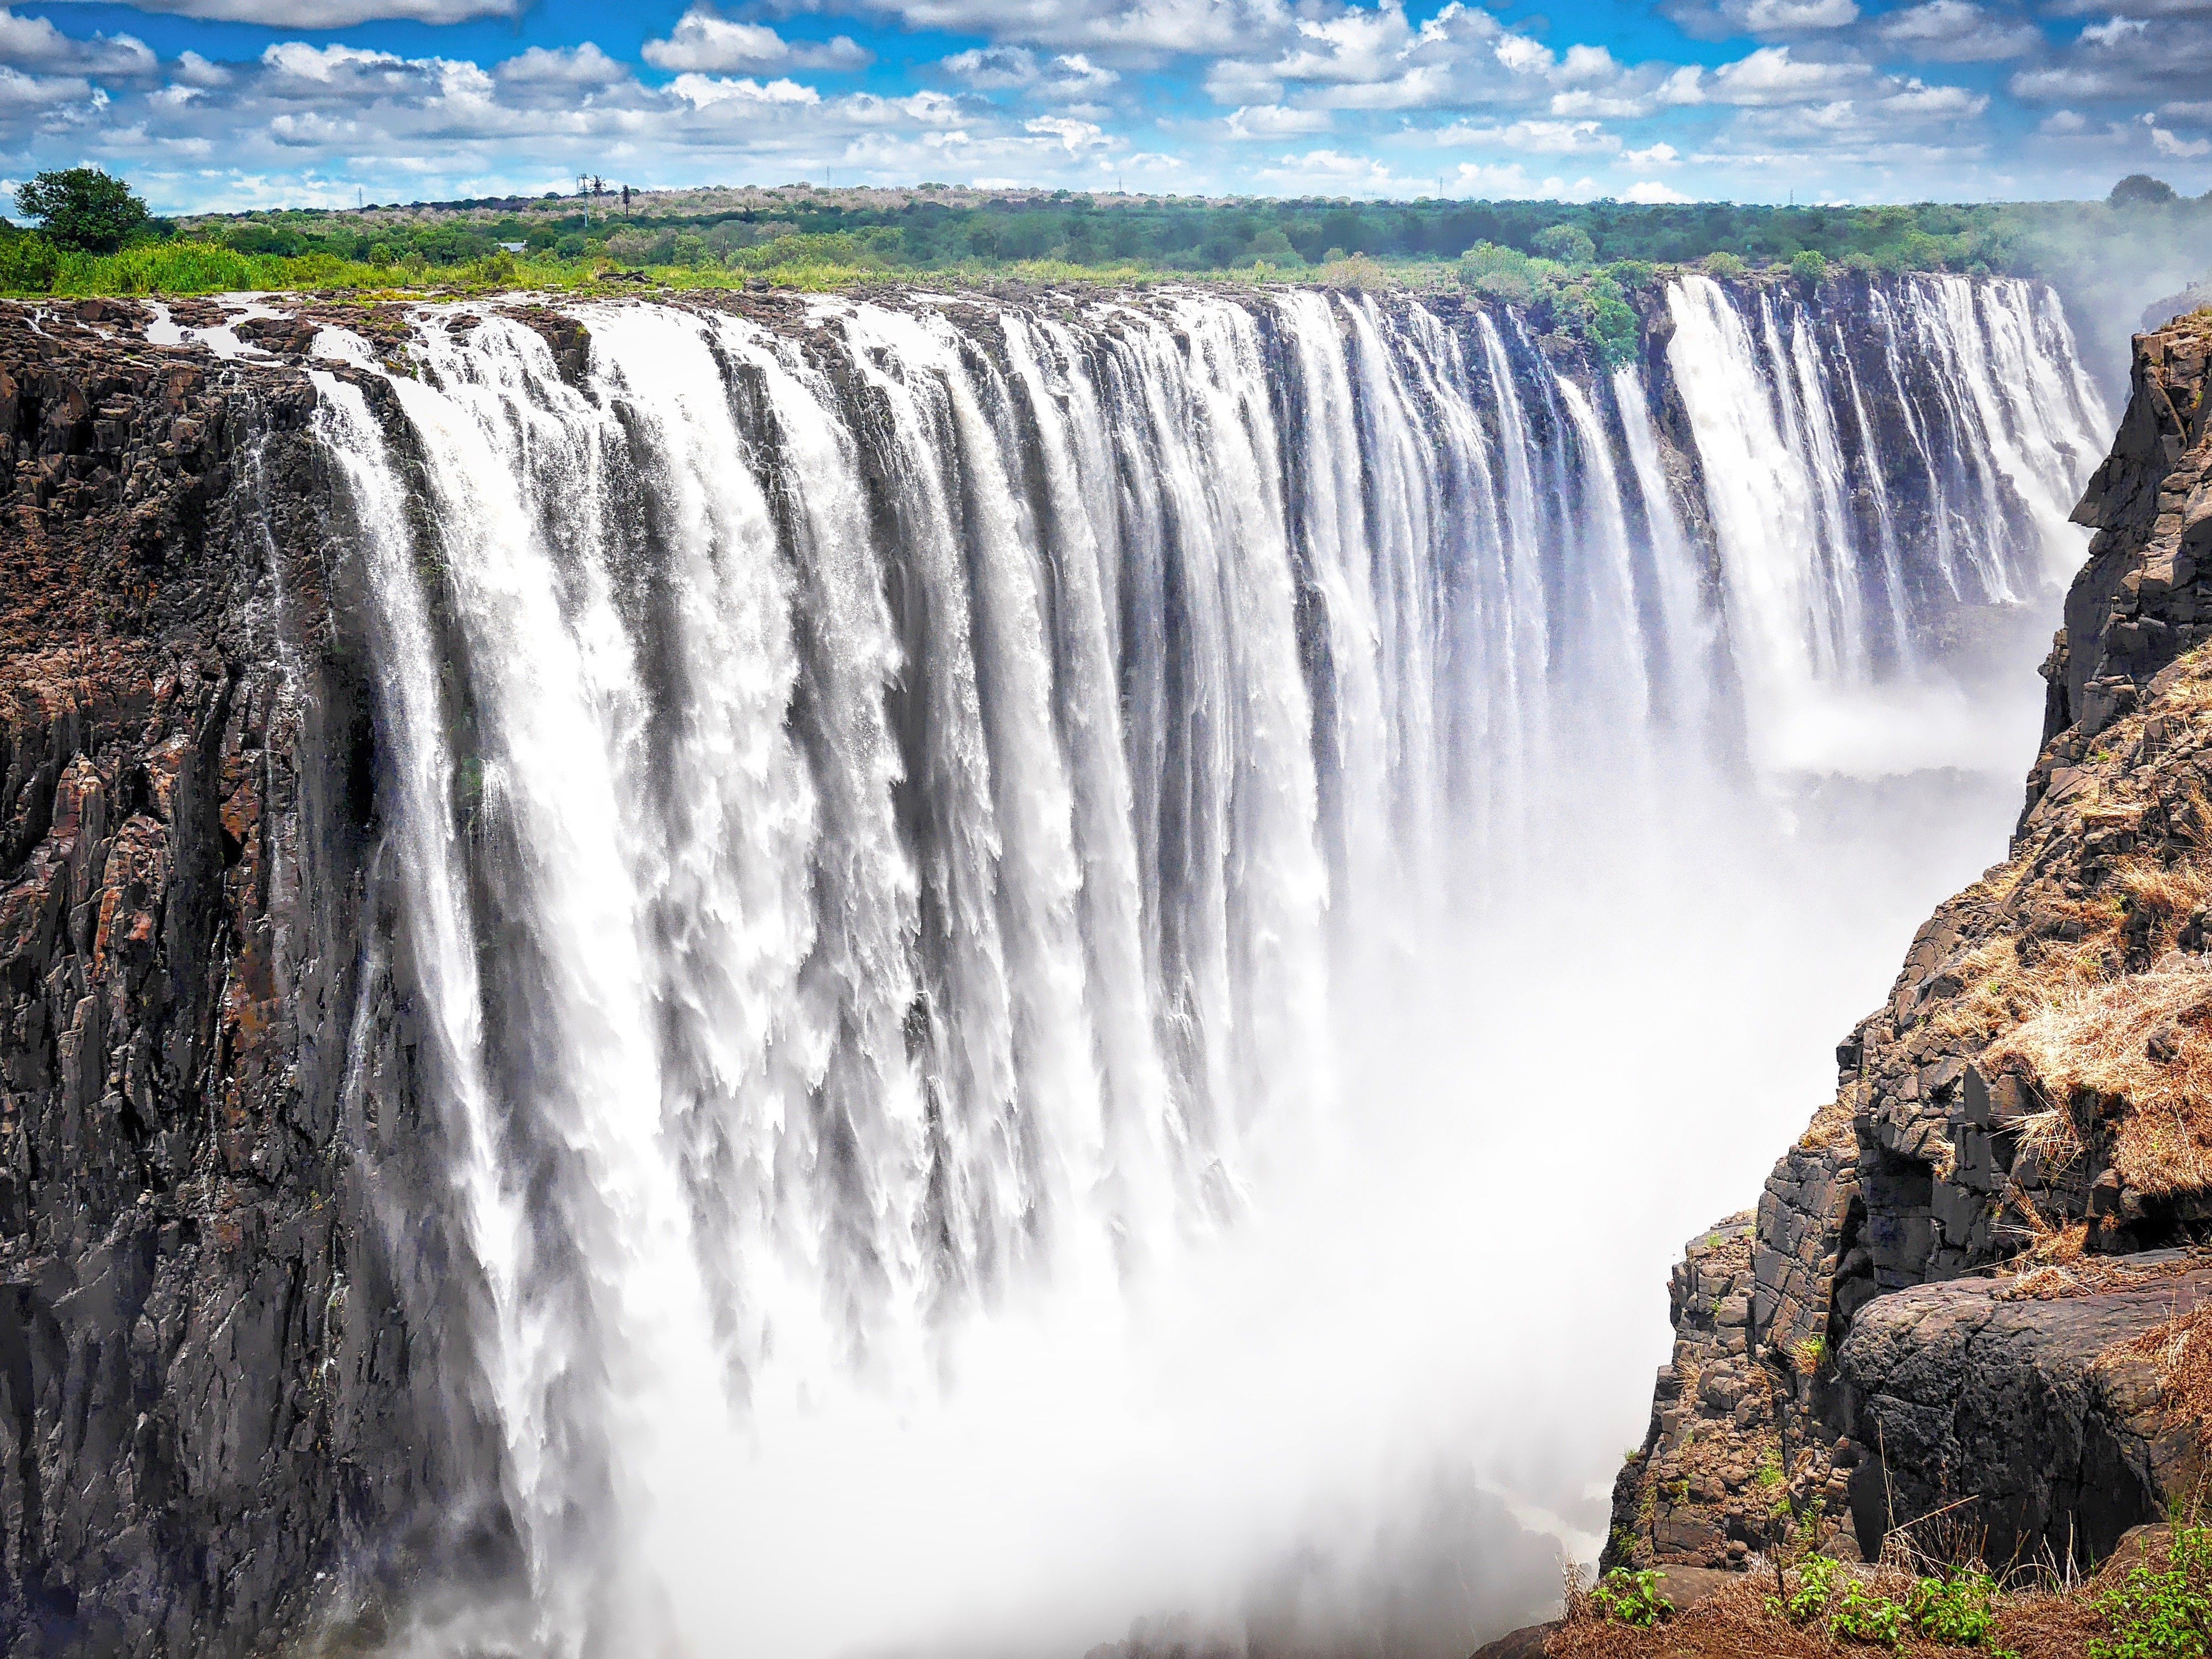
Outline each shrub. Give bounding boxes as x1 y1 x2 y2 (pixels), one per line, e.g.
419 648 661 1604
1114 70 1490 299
2091 1526 2212 1658
1459 240 1536 302
1533 223 1597 266
0 232 60 292
1702 251 1749 278
1831 1578 1907 1645
1769 1552 1842 1625
1316 251 1391 291
1590 1566 1673 1628
1908 1570 2002 1645
1791 249 1829 285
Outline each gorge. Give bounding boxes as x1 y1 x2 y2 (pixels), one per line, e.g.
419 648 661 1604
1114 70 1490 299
0 271 2121 1657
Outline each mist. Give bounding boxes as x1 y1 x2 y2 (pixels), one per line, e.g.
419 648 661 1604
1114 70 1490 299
303 272 2108 1659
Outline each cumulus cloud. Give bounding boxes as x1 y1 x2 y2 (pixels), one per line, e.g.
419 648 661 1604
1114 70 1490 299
643 6 871 73
1621 178 1694 200
1876 1 2043 61
0 7 154 76
1432 116 1621 153
49 0 517 21
1223 102 1333 136
1707 45 1869 103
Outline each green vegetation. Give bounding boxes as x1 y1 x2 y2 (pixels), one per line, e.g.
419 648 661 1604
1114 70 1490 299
1907 1570 2005 1647
2091 1526 2212 1658
1769 1551 1843 1624
1 171 2208 375
15 167 149 253
1590 1566 1674 1628
1831 1577 1909 1645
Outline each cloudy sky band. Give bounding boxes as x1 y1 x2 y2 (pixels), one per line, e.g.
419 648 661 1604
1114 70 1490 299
1 0 2206 212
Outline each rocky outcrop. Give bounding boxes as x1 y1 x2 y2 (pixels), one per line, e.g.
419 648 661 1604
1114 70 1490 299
0 301 486 1657
1837 1260 2211 1566
1608 304 2212 1580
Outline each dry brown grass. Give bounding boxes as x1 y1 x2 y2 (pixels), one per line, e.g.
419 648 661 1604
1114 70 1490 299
2100 1298 2212 1462
1986 959 2212 1197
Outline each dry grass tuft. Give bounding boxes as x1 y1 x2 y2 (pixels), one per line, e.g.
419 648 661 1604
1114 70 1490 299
2099 1298 2212 1462
1986 959 2212 1197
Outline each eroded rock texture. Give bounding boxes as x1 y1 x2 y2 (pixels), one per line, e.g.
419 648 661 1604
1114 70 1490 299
0 302 480 1657
1608 306 2212 1578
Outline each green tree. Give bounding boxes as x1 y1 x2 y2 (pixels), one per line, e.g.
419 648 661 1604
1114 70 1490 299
1534 223 1597 265
2110 174 2178 208
14 167 149 253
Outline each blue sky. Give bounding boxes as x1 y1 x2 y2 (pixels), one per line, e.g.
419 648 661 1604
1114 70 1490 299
0 0 2207 212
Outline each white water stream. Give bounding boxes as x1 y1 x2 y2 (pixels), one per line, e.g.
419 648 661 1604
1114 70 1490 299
304 276 2107 1658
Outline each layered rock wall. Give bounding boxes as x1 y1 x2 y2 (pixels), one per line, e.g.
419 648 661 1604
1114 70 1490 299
1608 304 2212 1578
0 301 479 1657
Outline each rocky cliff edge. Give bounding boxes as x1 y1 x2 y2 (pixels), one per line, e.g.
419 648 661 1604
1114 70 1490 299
1602 304 2212 1584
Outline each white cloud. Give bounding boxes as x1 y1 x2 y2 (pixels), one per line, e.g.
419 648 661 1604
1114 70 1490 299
1433 116 1621 153
1026 113 1115 149
644 6 870 73
0 63 91 113
2145 110 2211 153
1621 178 1694 200
2078 15 2148 44
0 8 154 76
1876 1 2042 62
497 44 632 88
49 0 516 20
1623 140 1681 164
668 72 823 108
2039 106 2090 130
1223 102 1333 137
1709 45 1868 103
1741 0 1859 30
941 45 1038 88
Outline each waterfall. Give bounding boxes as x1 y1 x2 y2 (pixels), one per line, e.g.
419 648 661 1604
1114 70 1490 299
305 273 2107 1656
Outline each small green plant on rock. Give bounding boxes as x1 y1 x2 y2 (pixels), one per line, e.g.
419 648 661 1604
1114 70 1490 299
2092 1526 2212 1658
1768 1551 1841 1624
1831 1577 1907 1645
1590 1566 1673 1628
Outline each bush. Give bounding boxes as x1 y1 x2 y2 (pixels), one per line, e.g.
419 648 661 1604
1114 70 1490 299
1459 240 1537 302
2091 1526 2212 1658
1590 1566 1673 1628
1315 251 1391 291
1831 1578 1907 1645
2111 174 2180 208
1534 223 1597 266
1790 249 1829 285
1769 1553 1842 1625
1908 1570 2002 1646
0 233 60 292
1702 251 1749 278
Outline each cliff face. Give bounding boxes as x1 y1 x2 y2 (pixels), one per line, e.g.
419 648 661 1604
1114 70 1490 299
1608 305 2212 1577
0 301 485 1656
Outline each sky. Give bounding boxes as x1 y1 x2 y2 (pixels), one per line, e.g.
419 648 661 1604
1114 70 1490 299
0 0 2207 213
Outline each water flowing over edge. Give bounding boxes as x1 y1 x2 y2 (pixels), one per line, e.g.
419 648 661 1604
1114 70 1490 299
297 272 2108 1656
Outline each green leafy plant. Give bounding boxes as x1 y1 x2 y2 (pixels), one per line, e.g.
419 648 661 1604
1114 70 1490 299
1791 248 1830 284
0 232 58 293
2091 1526 2212 1658
1590 1566 1673 1628
1702 250 1750 278
1767 1551 1841 1624
1908 1570 2002 1645
1831 1578 1907 1645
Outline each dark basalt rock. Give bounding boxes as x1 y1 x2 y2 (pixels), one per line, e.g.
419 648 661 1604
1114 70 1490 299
0 302 493 1657
1608 305 2212 1585
1833 1263 2211 1565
